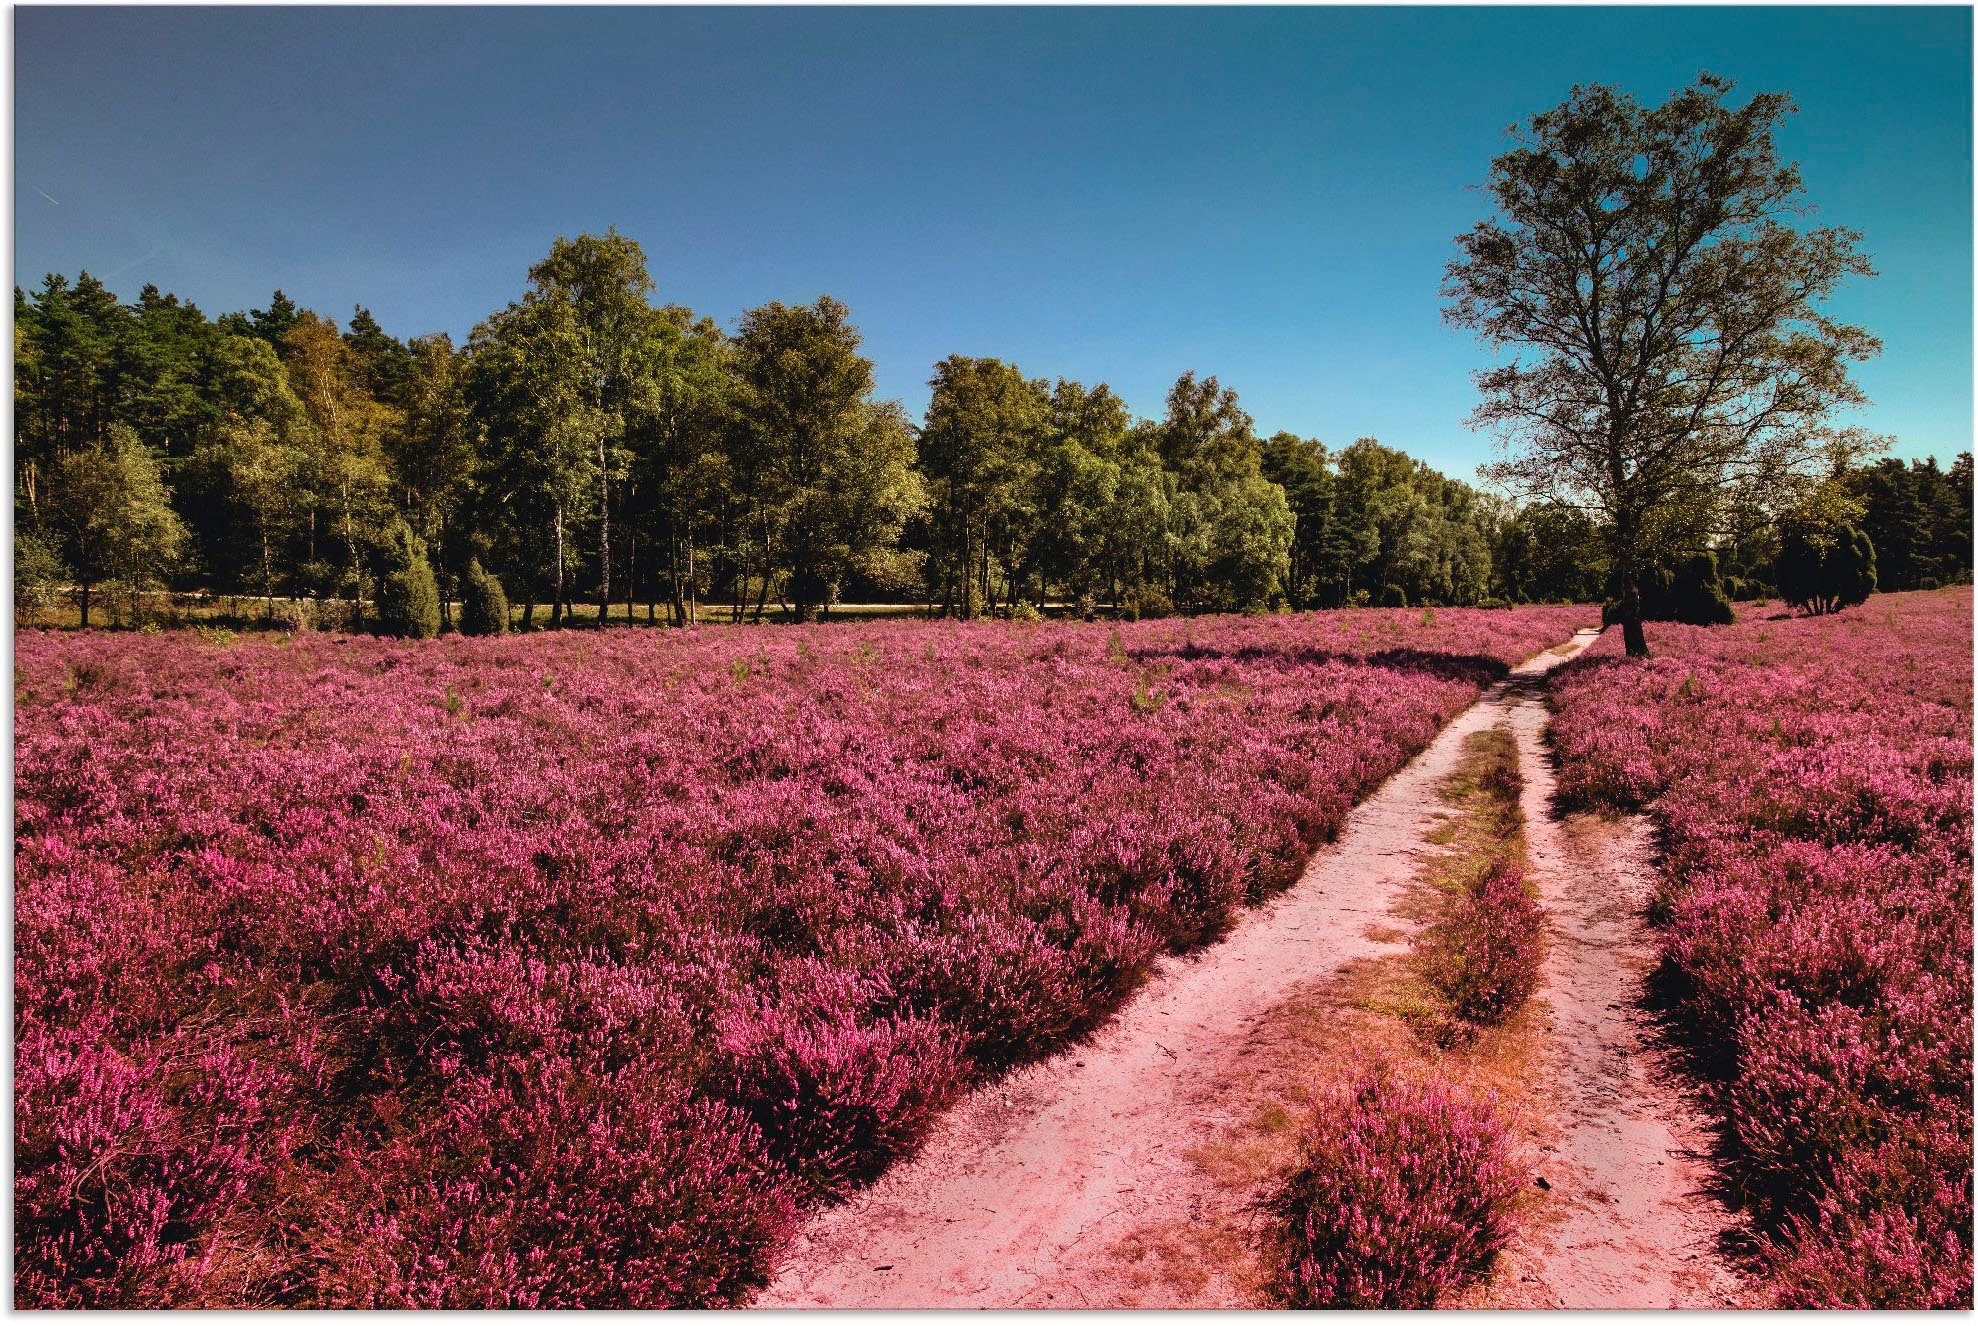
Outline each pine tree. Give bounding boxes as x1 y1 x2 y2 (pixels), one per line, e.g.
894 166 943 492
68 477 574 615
459 559 509 636
372 520 441 638
1670 552 1736 626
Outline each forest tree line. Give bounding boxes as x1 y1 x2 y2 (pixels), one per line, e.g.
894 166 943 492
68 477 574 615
14 231 1971 632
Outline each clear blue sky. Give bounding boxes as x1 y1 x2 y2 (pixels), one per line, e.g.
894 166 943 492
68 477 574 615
15 6 1973 477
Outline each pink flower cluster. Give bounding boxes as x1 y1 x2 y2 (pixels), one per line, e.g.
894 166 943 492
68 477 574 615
1549 590 1973 1308
1423 861 1546 1034
14 606 1588 1307
1259 1070 1523 1308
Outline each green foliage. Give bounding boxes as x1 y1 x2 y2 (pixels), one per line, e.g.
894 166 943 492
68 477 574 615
1129 671 1168 714
1844 454 1973 592
13 530 68 626
1670 552 1737 626
1601 551 1735 627
1117 584 1174 622
1778 523 1877 616
1489 501 1608 604
732 297 922 621
1447 76 1879 656
919 355 1050 619
371 521 441 639
459 559 510 637
1379 584 1409 608
49 425 186 627
37 205 1900 634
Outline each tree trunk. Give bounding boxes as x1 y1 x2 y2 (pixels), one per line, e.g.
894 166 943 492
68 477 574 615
1616 551 1649 657
552 503 566 628
959 520 973 620
78 580 91 629
597 436 611 627
262 529 276 622
624 526 636 625
752 513 772 623
685 532 698 625
669 529 687 627
337 482 364 633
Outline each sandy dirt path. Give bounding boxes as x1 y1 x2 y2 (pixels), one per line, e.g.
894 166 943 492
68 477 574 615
756 633 1599 1310
1473 677 1749 1308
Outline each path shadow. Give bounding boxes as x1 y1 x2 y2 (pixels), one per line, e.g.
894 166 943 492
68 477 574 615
1126 641 1512 688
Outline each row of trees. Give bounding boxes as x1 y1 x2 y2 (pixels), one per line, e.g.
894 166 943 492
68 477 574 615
10 237 1614 630
13 232 1968 633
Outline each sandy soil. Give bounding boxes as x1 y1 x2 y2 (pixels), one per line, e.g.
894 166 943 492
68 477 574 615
755 633 1603 1310
1472 684 1749 1308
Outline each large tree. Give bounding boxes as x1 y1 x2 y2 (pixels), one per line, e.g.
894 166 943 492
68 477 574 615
520 231 666 623
919 355 1049 617
1155 374 1292 611
466 295 594 627
393 333 478 617
730 296 921 621
1444 74 1878 655
188 334 313 613
632 306 734 625
51 425 186 627
281 312 398 605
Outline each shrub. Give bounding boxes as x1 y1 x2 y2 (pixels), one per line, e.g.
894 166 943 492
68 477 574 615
1671 552 1737 626
1379 583 1409 608
1769 1174 1974 1309
307 1070 797 1308
1602 552 1736 626
1117 584 1173 621
313 594 356 634
459 560 510 637
1422 861 1545 1031
1260 1071 1523 1308
271 597 316 633
1778 524 1877 616
719 1010 964 1202
371 523 440 639
14 530 70 626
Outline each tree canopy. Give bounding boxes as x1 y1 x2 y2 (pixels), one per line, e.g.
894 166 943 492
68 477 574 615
15 206 1954 634
1445 73 1880 654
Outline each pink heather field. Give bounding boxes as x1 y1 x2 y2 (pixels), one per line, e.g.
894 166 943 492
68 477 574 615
1550 588 1974 1307
14 605 1589 1307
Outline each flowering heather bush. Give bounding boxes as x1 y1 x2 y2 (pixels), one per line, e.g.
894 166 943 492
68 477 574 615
14 605 1587 1306
1423 861 1546 1033
1259 1071 1523 1307
1549 589 1973 1308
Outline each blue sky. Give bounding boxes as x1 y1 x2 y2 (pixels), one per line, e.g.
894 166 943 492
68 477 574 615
15 6 1972 478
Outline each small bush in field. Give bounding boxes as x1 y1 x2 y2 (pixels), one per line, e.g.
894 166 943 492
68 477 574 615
1423 862 1545 1031
458 560 509 637
1259 1071 1522 1308
370 522 440 639
720 1010 965 1202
